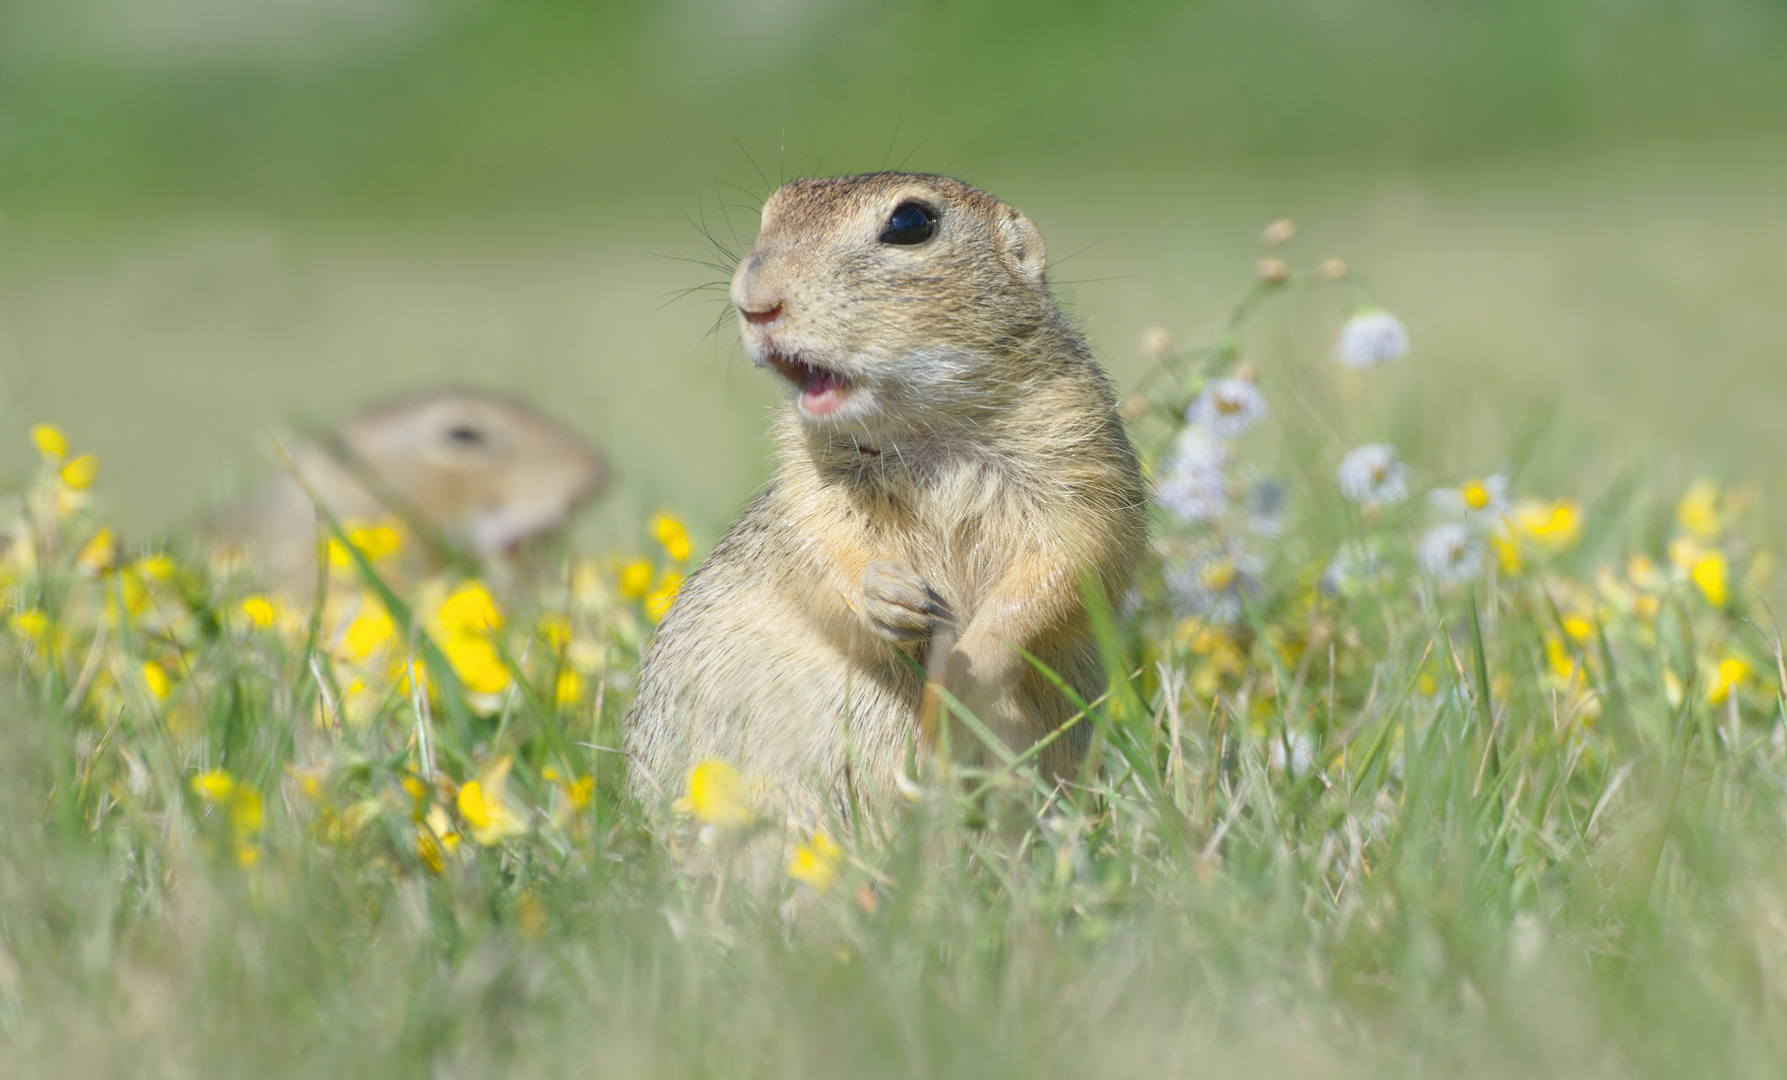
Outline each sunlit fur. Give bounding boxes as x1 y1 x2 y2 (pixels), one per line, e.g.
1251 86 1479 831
627 173 1149 825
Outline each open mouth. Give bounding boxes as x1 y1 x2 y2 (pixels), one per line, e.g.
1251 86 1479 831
764 350 852 417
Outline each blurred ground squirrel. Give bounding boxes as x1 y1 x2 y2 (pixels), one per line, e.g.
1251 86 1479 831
627 172 1148 821
220 389 607 590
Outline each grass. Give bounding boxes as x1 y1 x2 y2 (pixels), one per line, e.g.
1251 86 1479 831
3 245 1787 1080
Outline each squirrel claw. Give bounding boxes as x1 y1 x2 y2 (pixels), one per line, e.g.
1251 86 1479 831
860 560 951 644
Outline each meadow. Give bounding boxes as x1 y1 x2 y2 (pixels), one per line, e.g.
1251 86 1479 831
5 2 1787 1076
4 224 1786 1077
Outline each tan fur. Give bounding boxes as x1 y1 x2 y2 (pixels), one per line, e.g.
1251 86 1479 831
626 173 1148 823
219 390 607 591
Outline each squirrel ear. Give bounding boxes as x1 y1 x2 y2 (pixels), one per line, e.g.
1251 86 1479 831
997 208 1046 283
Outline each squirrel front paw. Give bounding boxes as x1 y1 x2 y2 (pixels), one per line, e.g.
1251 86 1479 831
860 560 953 645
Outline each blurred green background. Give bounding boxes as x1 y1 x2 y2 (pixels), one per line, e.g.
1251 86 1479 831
1 0 1784 543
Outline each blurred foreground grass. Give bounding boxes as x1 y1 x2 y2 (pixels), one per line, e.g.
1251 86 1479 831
3 246 1786 1078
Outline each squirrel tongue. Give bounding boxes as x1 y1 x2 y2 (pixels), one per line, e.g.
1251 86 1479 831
800 370 849 416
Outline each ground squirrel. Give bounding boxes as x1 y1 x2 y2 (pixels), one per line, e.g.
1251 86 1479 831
221 389 607 590
627 172 1148 822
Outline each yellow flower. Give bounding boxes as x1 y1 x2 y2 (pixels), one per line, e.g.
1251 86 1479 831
344 607 395 660
1691 553 1728 608
650 512 693 563
1491 529 1521 575
1461 480 1492 511
60 454 99 490
328 522 403 567
75 527 116 574
455 756 529 845
142 661 173 701
137 554 176 581
554 667 583 707
675 759 754 828
1709 657 1752 705
645 571 683 622
13 608 48 640
568 775 594 811
31 424 68 460
1677 480 1722 540
440 632 511 695
416 828 446 875
193 769 235 802
115 568 152 618
787 831 843 891
1545 635 1576 680
419 804 461 873
438 581 502 635
235 843 261 868
1514 499 1581 550
241 595 280 629
618 558 654 600
230 787 264 835
1561 615 1592 642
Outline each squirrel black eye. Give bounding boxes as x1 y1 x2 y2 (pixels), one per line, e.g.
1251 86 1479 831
446 425 485 446
880 202 937 246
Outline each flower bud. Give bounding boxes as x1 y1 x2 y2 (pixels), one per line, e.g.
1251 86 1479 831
1262 218 1295 247
1314 257 1348 282
1255 257 1288 285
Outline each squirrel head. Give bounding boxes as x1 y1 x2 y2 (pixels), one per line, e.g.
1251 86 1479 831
730 172 1054 439
334 390 607 555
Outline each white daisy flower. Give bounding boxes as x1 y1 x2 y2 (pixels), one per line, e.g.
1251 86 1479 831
1416 524 1483 581
1334 309 1409 369
1185 377 1267 438
1154 428 1231 523
1428 474 1510 526
1335 444 1409 505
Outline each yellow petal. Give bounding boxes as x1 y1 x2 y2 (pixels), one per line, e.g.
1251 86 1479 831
1691 553 1729 608
344 608 395 660
60 455 100 490
650 512 692 563
787 832 843 891
618 559 654 600
676 759 754 828
645 571 683 622
441 631 511 695
142 661 172 701
241 595 280 629
31 424 68 460
192 769 235 802
438 581 502 635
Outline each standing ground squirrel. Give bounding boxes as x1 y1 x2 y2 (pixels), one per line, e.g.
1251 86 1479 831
627 173 1148 822
220 389 607 590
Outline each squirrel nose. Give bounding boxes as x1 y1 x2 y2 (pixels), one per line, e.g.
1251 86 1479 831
740 301 784 327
